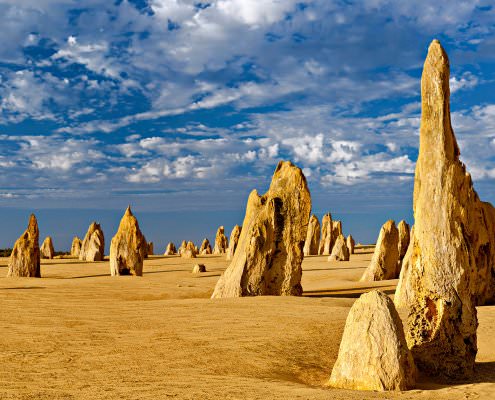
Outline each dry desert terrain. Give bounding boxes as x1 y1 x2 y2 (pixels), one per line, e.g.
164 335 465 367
0 246 494 399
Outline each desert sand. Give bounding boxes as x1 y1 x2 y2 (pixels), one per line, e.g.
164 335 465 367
0 246 494 399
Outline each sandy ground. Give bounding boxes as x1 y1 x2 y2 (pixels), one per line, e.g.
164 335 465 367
0 247 494 399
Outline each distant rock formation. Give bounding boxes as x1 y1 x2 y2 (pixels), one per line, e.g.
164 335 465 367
226 225 242 260
147 242 154 257
328 234 349 261
192 264 207 273
164 242 177 255
178 240 187 256
346 235 355 255
79 222 105 262
213 226 228 254
109 206 147 276
212 161 311 298
71 236 82 257
329 290 416 391
181 241 197 258
40 236 55 259
397 220 410 265
395 40 495 379
7 214 41 278
318 213 333 255
303 214 320 256
332 220 342 240
199 238 212 255
360 220 399 282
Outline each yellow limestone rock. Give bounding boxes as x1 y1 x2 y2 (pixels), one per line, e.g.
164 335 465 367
164 242 177 255
199 238 212 255
328 234 349 261
147 242 154 256
303 214 320 256
213 226 228 254
7 214 41 278
329 290 416 391
192 264 207 273
40 236 55 259
398 40 495 378
394 226 415 308
332 220 342 240
360 220 399 281
397 220 410 266
79 222 105 262
212 161 311 298
178 240 187 256
71 236 82 257
346 234 355 255
181 241 197 258
318 213 333 255
226 225 242 260
109 206 147 276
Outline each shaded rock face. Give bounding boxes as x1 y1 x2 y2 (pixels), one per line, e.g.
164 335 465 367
329 290 416 391
346 235 355 255
164 242 177 255
181 241 197 258
394 226 415 308
397 40 495 379
40 236 55 259
397 220 410 264
199 238 212 255
318 213 333 255
7 214 41 278
147 242 154 256
226 225 242 260
332 220 342 241
213 226 228 254
328 234 349 261
303 215 320 256
109 207 147 276
192 264 206 273
212 161 311 298
360 220 399 282
71 236 82 257
79 222 105 262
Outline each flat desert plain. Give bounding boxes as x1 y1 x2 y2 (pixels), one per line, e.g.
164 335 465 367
0 247 494 399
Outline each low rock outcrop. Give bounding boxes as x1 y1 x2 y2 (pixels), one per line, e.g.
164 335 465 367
192 264 207 273
79 222 105 262
7 214 41 278
164 242 177 255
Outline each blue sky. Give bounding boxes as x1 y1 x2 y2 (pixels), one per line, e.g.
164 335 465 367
1 1 495 251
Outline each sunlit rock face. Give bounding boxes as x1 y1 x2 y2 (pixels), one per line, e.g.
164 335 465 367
8 214 41 278
79 222 105 262
303 215 320 256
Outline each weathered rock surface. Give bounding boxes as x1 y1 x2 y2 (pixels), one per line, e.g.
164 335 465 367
71 236 82 257
332 220 342 240
147 242 154 256
226 225 242 260
79 222 105 262
360 220 399 282
212 161 311 298
7 214 41 278
397 220 410 264
109 207 147 276
181 241 197 258
199 238 212 255
40 236 55 259
318 213 333 255
396 40 495 378
328 234 349 261
303 214 320 256
394 227 415 308
192 264 207 273
329 290 416 391
213 226 228 254
164 242 177 255
346 235 355 255
178 240 187 256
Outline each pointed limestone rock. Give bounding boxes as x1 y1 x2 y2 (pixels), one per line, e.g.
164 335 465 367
212 161 311 298
332 220 342 240
79 222 105 262
178 240 187 256
7 214 41 278
226 225 242 260
360 220 399 282
199 238 212 255
329 290 416 391
394 226 415 308
164 242 177 255
147 242 154 257
318 213 333 255
346 235 355 255
71 236 82 257
181 241 197 258
40 236 55 259
109 207 147 276
303 214 320 256
397 40 495 378
213 226 228 254
397 220 410 265
328 234 349 261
